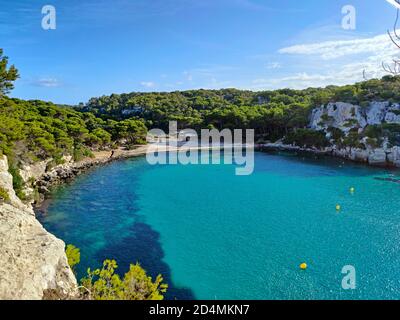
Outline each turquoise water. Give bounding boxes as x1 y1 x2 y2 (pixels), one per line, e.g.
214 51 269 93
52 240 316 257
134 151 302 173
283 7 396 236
37 152 400 300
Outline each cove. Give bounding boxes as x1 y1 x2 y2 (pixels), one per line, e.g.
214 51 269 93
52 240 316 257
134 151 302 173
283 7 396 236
37 151 400 300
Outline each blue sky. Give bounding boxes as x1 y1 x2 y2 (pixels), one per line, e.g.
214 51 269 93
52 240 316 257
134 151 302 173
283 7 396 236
0 0 398 104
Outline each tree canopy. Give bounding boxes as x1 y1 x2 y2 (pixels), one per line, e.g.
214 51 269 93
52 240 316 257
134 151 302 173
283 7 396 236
80 75 400 142
81 259 168 300
0 49 19 96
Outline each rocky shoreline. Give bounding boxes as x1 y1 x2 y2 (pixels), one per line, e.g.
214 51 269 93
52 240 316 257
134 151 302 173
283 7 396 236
31 144 226 207
28 146 149 207
1 130 399 299
0 146 149 300
31 141 400 210
259 142 400 168
0 155 78 300
259 100 400 168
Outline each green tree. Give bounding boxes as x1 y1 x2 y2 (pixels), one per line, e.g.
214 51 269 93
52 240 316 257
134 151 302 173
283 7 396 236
0 49 19 96
81 259 168 300
112 119 147 146
65 244 81 273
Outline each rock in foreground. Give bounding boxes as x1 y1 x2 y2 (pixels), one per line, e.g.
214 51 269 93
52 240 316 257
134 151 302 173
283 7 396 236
0 155 77 299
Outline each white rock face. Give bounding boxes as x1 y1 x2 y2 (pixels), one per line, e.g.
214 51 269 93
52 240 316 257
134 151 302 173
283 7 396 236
0 204 78 299
368 148 387 166
387 146 400 167
310 102 367 133
311 101 400 132
0 155 77 299
19 160 51 185
365 102 388 125
350 148 369 162
0 156 33 215
309 101 400 167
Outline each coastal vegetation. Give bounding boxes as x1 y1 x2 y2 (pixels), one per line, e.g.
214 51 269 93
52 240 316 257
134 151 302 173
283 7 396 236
80 75 400 145
81 260 168 300
2 45 400 199
283 129 329 149
2 47 400 169
65 244 168 300
0 49 148 199
0 187 10 204
0 97 147 163
1 45 400 299
65 244 81 274
0 49 18 96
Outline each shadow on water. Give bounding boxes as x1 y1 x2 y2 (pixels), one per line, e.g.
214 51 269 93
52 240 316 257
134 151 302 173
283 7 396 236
36 158 195 300
256 150 398 177
94 221 196 300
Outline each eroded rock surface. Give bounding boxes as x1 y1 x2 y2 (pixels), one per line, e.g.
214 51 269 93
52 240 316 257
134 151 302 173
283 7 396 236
0 155 77 300
308 101 400 167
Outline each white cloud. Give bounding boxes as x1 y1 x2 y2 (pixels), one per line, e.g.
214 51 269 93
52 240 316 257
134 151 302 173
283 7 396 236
265 62 281 69
32 77 62 88
248 32 400 90
278 32 398 60
140 81 155 88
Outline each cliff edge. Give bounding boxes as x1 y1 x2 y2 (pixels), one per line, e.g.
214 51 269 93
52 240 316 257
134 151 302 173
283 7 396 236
0 155 77 300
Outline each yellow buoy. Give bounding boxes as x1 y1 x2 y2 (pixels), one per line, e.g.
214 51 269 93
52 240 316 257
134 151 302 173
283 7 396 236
350 187 355 193
336 204 341 211
300 263 307 270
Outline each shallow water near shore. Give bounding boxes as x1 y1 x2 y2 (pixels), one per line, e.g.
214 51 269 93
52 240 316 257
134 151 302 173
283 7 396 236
37 151 400 300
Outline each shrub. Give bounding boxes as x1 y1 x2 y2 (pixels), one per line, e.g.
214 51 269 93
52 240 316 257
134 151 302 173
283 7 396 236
0 187 10 203
343 131 365 149
8 163 25 200
320 114 332 122
73 145 94 161
327 127 345 142
65 244 80 274
284 129 329 148
364 125 382 139
81 259 168 300
366 138 380 148
381 123 400 145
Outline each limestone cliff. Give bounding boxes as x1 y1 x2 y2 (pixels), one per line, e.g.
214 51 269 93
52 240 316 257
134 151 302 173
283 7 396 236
310 101 400 133
0 155 77 300
309 101 400 166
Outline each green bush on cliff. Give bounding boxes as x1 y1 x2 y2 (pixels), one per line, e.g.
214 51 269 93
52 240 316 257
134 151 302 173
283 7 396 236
8 163 25 200
81 259 168 300
65 244 80 274
381 123 400 146
284 129 329 149
327 127 345 142
0 187 10 203
364 125 382 139
73 144 95 162
65 243 168 300
362 124 400 146
343 131 365 149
